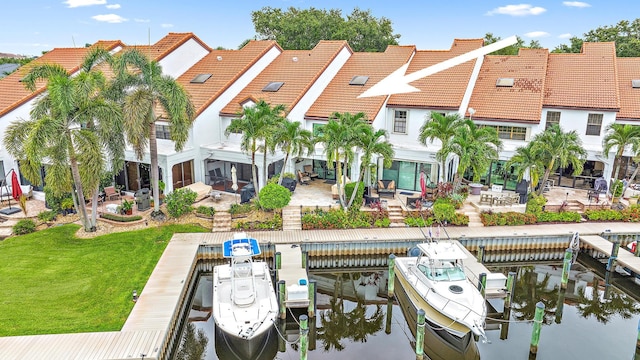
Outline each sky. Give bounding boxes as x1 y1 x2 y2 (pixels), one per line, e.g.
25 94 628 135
1 0 638 56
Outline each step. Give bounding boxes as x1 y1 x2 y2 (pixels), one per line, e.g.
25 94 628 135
0 227 12 239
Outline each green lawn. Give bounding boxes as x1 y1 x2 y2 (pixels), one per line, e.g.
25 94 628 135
0 224 209 337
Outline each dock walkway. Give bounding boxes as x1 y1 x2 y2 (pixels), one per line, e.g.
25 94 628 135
580 235 640 274
275 244 310 308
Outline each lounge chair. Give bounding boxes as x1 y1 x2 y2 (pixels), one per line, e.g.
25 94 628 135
104 186 121 201
298 170 311 185
377 180 396 198
303 165 319 180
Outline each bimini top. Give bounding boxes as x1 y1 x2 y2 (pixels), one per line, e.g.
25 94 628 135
417 242 467 260
223 238 261 258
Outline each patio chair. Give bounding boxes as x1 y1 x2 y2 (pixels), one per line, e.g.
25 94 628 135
209 168 225 186
303 165 319 180
298 170 311 185
104 186 121 201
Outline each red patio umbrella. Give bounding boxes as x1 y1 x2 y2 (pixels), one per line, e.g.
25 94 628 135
11 171 22 202
420 171 427 199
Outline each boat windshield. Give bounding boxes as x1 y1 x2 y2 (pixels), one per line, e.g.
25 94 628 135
418 261 466 282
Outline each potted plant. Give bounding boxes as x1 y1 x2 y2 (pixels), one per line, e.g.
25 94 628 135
612 179 624 203
120 199 134 215
630 195 639 206
60 197 74 216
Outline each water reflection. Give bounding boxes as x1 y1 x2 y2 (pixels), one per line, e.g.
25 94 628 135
173 263 640 359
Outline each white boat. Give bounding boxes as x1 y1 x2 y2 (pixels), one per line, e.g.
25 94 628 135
395 241 487 346
213 234 278 359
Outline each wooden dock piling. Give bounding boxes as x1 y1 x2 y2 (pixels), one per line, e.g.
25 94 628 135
388 254 396 298
530 301 545 356
300 315 309 360
415 309 425 360
561 248 573 289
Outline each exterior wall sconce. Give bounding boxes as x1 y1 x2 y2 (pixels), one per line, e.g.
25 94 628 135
132 290 138 302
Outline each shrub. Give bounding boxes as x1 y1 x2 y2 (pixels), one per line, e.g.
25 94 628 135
405 217 433 227
374 218 391 228
196 206 216 217
230 203 253 216
301 208 376 230
433 202 455 223
13 219 36 235
526 193 547 215
623 205 640 222
37 210 58 223
448 193 465 209
536 211 582 223
258 183 291 210
344 181 366 209
100 213 143 222
585 209 625 221
480 211 537 226
43 186 68 212
268 172 296 185
164 188 198 218
234 213 282 230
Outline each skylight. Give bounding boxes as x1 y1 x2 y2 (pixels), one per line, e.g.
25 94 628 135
349 75 369 86
496 78 515 87
632 79 640 88
263 81 284 92
190 74 211 84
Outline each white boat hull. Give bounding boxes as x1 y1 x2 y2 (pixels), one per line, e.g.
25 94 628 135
395 253 486 339
213 261 278 354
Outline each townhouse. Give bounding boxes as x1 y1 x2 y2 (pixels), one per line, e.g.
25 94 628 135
1 33 640 199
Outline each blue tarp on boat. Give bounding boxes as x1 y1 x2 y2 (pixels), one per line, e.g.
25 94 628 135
223 238 261 257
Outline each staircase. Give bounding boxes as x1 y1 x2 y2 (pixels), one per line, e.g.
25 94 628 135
563 200 583 213
212 211 231 232
461 202 484 227
282 206 302 231
387 204 405 227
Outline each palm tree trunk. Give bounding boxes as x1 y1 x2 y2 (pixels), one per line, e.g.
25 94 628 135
537 163 554 196
441 159 446 183
347 164 366 209
613 150 623 180
262 143 268 188
90 188 99 229
149 121 161 213
67 140 91 231
251 142 260 202
278 151 290 185
630 166 640 183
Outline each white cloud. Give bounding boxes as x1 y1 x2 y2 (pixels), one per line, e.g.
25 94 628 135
92 14 127 23
64 0 106 8
106 4 120 9
134 18 150 23
558 33 573 39
161 23 174 28
524 31 550 38
486 4 547 16
563 1 591 8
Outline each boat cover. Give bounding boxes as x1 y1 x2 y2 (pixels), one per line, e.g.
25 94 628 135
223 238 261 257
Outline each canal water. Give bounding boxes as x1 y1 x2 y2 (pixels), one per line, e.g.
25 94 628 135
173 260 640 360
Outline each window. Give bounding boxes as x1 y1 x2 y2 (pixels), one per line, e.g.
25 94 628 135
496 78 515 87
480 125 527 140
156 124 171 140
394 110 407 134
262 81 284 92
586 114 603 136
349 75 369 86
545 111 561 130
190 74 211 84
313 123 325 137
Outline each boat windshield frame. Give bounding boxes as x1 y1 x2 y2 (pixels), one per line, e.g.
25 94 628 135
417 257 467 282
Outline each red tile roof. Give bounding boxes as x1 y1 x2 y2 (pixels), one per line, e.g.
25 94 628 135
544 42 619 111
616 58 640 121
0 42 122 117
305 45 415 121
220 40 350 116
387 39 484 109
468 48 549 123
178 41 281 116
124 32 211 61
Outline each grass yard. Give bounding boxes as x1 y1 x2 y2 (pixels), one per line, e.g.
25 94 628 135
0 223 208 337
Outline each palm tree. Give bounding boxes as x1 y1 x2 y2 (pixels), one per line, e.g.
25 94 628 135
256 103 286 187
446 119 502 188
507 142 545 194
602 123 640 180
316 112 368 209
532 125 587 195
3 47 124 232
273 120 315 185
347 126 394 208
112 49 195 214
418 112 463 182
225 100 282 200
